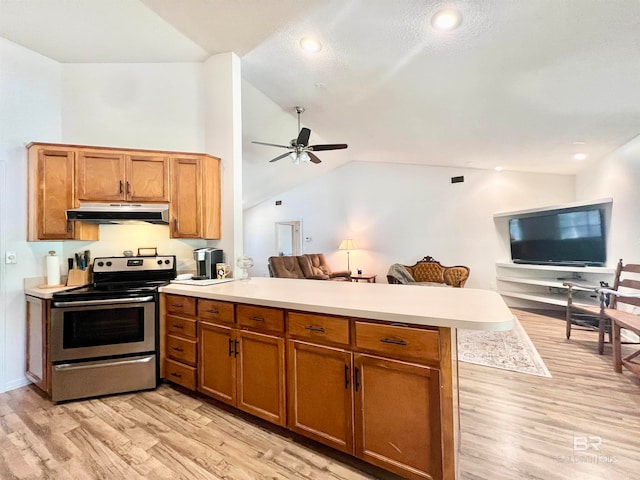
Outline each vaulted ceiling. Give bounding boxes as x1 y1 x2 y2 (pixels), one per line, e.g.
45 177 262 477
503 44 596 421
2 0 640 205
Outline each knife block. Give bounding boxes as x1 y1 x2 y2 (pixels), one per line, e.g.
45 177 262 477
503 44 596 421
67 268 91 286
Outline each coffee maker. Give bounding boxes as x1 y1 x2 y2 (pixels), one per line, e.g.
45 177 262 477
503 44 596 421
193 248 223 279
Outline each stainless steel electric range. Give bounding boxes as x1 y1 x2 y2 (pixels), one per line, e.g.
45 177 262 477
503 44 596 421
50 255 176 402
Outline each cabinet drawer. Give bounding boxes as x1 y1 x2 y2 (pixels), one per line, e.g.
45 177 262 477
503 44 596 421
166 334 197 366
237 304 284 333
167 315 197 338
164 358 196 390
165 295 196 316
287 312 350 346
198 299 234 324
355 322 440 363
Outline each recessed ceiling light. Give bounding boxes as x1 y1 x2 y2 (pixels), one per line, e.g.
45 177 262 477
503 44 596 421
573 153 587 161
300 37 322 53
431 9 462 31
495 166 503 172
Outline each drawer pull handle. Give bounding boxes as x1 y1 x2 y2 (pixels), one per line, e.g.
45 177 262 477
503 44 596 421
207 309 219 314
170 372 182 378
380 337 407 346
171 347 184 352
248 316 264 322
304 325 325 333
390 322 409 328
172 324 184 329
171 304 183 308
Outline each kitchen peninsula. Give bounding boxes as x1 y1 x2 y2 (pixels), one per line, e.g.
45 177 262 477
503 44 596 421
159 278 515 480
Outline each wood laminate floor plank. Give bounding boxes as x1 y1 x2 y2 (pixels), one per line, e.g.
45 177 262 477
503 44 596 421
0 308 638 479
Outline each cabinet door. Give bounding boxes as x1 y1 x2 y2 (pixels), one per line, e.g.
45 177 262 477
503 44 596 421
77 150 126 201
36 149 75 240
25 296 49 394
354 354 442 480
170 156 202 238
126 154 169 202
287 341 354 454
198 321 235 404
237 330 286 426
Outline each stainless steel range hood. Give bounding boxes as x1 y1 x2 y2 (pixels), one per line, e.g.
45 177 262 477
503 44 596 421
66 203 170 224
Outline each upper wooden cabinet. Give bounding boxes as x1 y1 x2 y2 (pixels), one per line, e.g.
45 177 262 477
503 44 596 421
77 150 169 202
27 144 99 241
27 143 220 241
170 155 221 239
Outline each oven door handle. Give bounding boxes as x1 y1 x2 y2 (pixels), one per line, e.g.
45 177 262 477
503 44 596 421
54 356 154 371
53 296 155 307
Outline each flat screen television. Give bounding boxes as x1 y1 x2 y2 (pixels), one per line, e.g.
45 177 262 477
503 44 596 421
509 207 606 266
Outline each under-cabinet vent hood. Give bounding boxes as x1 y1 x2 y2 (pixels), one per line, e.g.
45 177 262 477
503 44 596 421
66 203 170 225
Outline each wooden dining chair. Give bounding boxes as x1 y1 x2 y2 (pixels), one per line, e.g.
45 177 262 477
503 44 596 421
599 262 640 377
563 262 619 355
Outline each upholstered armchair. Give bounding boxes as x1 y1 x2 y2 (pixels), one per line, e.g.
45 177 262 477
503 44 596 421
268 256 306 279
303 253 352 281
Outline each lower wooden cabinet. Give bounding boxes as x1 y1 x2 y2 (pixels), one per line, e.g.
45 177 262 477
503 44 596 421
354 354 442 480
163 294 449 480
198 321 286 427
287 340 354 454
25 295 51 394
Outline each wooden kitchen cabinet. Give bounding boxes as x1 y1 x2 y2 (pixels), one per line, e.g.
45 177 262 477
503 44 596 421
27 144 98 241
77 150 169 202
170 154 221 239
236 329 286 426
199 303 286 426
287 340 354 453
354 354 442 480
25 295 51 394
163 294 198 390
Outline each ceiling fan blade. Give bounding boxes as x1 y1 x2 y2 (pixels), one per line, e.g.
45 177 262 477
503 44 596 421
252 141 291 149
269 152 293 163
296 127 311 147
309 143 348 151
307 152 322 164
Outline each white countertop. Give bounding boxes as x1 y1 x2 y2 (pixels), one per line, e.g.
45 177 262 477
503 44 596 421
160 277 515 331
24 277 78 299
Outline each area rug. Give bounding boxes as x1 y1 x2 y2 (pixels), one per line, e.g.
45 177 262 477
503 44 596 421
457 319 552 378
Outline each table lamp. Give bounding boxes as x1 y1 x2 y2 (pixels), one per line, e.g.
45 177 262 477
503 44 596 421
338 239 358 271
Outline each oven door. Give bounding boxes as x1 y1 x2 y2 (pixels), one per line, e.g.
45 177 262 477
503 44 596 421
50 296 156 362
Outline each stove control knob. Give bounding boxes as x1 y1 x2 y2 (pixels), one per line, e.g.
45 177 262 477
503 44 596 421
157 260 163 265
106 261 112 267
97 261 104 267
164 259 170 264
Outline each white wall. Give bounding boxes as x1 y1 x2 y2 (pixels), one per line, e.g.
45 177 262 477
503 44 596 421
244 162 575 288
576 135 640 263
0 38 63 391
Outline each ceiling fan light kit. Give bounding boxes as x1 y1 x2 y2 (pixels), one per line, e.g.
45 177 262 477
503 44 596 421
252 106 348 165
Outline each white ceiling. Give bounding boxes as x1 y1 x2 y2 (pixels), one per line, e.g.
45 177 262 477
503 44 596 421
2 0 640 191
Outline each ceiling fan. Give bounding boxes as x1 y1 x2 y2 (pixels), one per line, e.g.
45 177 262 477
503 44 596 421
252 106 348 164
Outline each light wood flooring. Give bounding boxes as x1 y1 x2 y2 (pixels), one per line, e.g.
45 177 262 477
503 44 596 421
1 309 639 480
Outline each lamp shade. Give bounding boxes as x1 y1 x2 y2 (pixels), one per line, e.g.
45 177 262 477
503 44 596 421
339 239 358 251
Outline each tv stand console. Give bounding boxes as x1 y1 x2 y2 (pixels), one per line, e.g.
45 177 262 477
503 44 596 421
496 262 615 309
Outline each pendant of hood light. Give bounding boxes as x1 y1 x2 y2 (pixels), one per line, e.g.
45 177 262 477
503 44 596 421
431 9 462 31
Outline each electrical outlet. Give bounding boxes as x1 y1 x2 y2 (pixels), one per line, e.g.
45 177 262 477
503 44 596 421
5 251 17 264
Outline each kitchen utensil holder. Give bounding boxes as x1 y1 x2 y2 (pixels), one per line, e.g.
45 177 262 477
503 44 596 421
67 268 91 286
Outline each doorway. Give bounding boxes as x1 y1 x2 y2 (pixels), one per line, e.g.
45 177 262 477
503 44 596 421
275 221 301 256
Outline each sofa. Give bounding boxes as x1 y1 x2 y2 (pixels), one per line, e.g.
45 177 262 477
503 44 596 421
268 254 351 281
387 256 469 287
